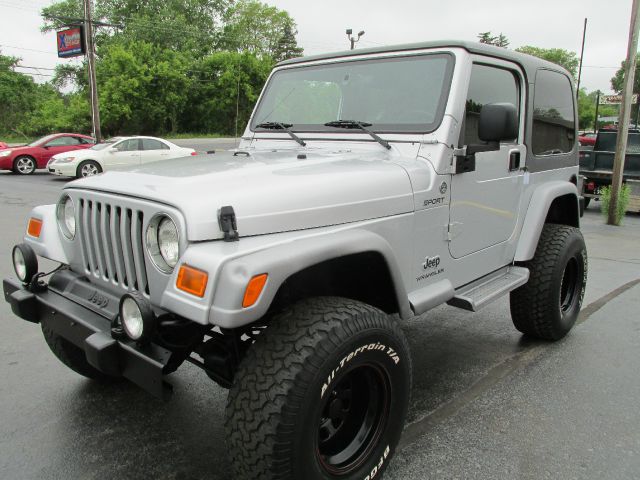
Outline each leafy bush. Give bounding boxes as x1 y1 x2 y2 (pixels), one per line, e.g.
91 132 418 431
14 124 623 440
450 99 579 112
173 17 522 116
600 184 631 225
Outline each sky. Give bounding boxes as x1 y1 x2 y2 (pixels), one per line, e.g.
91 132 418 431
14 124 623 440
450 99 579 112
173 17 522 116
0 0 636 94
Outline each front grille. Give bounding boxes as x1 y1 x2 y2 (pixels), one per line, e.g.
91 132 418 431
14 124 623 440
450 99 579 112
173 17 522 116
77 198 149 295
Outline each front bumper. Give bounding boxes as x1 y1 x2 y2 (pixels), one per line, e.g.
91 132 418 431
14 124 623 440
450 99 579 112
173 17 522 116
47 163 76 176
3 271 174 400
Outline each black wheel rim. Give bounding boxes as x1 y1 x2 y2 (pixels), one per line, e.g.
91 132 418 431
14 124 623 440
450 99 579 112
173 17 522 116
560 256 580 312
316 364 390 476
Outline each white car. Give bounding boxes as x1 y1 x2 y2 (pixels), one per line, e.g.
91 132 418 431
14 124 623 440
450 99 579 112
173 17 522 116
47 136 197 178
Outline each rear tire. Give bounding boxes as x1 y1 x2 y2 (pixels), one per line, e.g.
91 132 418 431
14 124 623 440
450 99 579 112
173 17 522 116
42 323 117 381
13 156 36 175
226 297 411 480
510 224 587 340
76 160 102 178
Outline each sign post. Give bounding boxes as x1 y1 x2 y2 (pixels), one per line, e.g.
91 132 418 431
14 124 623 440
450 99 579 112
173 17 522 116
83 0 101 143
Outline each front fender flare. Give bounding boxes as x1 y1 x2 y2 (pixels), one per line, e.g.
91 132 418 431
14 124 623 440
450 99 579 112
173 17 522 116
514 181 579 262
209 229 412 328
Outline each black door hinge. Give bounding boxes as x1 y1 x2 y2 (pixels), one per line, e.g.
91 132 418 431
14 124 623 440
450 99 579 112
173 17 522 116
218 206 239 242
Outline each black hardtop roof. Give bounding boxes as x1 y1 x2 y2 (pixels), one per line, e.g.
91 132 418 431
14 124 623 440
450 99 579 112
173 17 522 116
277 40 573 81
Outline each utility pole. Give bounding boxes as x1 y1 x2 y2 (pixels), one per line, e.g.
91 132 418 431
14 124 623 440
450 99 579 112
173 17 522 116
576 18 587 99
83 0 102 142
346 29 365 50
593 90 600 132
608 0 640 225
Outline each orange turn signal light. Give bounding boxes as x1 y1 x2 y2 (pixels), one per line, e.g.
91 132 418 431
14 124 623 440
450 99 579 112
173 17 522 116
242 274 268 308
176 265 208 297
27 218 43 238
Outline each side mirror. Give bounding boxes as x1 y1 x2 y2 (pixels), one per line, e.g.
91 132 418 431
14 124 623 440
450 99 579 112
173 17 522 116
478 103 518 143
454 103 518 174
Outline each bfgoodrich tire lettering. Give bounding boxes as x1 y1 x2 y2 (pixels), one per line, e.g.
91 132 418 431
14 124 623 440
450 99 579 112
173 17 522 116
510 223 588 340
226 297 411 480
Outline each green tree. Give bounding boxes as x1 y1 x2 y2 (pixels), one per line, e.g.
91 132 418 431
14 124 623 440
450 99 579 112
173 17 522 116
515 46 579 78
0 53 40 137
477 31 509 48
272 23 304 63
42 0 230 54
180 51 273 134
610 54 640 124
218 0 303 59
96 41 191 134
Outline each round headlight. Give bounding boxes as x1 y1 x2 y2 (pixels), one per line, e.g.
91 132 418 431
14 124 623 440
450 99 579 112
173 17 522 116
119 293 156 343
146 215 179 273
56 194 76 239
12 243 38 283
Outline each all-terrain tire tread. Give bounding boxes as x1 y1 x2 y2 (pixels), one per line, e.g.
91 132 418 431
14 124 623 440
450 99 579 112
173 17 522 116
510 223 585 340
225 296 410 480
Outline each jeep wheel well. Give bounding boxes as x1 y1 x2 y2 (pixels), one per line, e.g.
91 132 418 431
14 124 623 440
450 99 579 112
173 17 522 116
270 252 400 316
545 193 579 228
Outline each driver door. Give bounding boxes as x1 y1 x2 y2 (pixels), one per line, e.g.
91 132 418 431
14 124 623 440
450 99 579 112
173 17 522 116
449 61 526 260
106 138 142 170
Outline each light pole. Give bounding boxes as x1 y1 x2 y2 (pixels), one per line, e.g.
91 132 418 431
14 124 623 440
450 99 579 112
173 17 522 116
346 29 365 50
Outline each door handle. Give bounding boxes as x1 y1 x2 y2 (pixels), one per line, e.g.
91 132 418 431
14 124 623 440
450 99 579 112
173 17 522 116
508 151 520 171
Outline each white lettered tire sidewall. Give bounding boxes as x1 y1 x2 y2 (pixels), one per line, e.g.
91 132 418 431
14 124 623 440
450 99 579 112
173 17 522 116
298 328 411 480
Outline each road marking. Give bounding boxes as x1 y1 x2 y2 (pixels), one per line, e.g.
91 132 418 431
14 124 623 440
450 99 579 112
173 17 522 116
398 277 640 450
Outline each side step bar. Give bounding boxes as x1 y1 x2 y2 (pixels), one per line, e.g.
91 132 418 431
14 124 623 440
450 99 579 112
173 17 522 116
447 266 529 312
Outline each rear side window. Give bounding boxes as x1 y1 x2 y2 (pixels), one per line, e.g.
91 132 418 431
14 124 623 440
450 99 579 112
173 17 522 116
532 70 575 155
142 139 169 150
462 63 520 145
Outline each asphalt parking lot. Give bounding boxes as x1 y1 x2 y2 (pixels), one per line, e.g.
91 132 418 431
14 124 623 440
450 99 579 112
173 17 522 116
1 168 639 480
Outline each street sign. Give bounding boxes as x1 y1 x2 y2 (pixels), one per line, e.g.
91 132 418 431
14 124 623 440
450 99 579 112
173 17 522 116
600 94 639 105
56 27 85 58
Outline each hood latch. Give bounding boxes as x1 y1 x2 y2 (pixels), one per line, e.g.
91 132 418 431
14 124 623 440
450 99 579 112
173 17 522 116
218 206 239 242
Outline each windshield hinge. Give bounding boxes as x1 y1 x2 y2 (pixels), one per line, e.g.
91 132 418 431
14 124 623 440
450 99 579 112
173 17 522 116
218 206 239 242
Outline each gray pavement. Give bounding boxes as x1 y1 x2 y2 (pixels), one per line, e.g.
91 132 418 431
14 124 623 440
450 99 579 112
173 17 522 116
0 172 639 479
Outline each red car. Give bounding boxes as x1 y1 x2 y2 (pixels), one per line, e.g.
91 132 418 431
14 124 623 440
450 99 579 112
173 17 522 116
0 133 94 174
0 141 8 149
578 132 596 146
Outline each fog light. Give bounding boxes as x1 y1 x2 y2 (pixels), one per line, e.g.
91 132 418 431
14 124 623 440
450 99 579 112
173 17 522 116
119 293 155 343
12 243 38 283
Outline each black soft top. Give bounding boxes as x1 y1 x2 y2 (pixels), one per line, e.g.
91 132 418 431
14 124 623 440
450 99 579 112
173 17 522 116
277 40 573 81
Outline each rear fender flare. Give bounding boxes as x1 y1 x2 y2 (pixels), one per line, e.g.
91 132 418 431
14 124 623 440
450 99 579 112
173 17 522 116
514 181 579 262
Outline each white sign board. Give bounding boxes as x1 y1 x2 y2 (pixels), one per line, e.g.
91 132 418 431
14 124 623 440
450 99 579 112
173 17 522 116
599 94 639 105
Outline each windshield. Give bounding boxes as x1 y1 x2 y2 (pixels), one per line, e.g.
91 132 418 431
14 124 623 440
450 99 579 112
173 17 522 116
251 53 454 134
28 134 58 147
91 137 123 150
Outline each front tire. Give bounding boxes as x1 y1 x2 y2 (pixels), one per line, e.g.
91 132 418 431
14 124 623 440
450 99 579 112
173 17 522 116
226 297 411 480
510 224 588 340
13 156 36 175
76 160 102 178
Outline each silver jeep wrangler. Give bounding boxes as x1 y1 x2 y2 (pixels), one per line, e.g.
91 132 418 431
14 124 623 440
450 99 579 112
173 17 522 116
4 41 587 480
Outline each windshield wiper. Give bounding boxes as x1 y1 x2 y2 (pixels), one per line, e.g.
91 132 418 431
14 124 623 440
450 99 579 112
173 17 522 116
324 120 391 150
255 121 306 147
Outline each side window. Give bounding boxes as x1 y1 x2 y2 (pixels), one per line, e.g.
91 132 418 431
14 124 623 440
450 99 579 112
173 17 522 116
114 139 139 152
77 136 93 144
532 70 575 155
142 139 168 150
46 136 80 147
463 63 520 146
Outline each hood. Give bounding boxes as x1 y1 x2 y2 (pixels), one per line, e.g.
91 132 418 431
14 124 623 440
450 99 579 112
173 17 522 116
67 149 415 240
52 149 94 161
